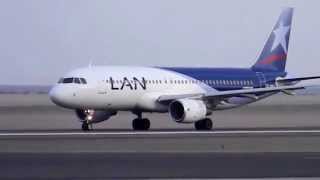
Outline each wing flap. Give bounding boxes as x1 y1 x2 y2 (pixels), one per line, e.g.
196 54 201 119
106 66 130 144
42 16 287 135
205 85 304 99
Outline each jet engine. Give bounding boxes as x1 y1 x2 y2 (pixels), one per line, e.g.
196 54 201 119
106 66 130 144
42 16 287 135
169 99 207 123
75 109 117 124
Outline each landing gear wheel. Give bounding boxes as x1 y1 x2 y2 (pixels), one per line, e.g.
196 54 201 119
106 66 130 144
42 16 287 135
82 122 90 131
195 118 213 130
132 118 150 130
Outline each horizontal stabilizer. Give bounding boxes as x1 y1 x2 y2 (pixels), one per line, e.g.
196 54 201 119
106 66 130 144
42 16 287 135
276 76 320 83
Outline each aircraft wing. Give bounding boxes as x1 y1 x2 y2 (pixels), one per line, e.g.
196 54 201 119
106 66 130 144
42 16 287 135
158 85 305 102
203 85 304 99
158 93 204 102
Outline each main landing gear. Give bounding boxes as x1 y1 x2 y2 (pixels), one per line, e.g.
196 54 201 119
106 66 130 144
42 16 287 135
194 118 213 130
132 111 150 130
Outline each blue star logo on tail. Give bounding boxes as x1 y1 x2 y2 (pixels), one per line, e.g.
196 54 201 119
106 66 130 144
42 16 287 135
271 22 291 54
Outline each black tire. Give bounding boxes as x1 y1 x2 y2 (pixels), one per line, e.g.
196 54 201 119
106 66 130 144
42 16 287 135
142 118 150 130
203 118 213 130
195 118 213 130
132 118 150 130
82 122 90 131
195 120 201 130
132 118 140 130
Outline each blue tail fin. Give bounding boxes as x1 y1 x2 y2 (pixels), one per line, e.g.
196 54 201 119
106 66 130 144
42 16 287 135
251 8 293 73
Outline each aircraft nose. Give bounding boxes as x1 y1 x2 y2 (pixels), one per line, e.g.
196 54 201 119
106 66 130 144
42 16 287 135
49 86 68 106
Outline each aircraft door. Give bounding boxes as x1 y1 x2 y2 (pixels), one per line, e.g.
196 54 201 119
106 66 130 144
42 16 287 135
256 72 266 87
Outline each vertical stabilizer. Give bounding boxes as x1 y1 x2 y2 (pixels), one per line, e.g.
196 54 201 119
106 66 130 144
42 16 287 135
251 8 293 73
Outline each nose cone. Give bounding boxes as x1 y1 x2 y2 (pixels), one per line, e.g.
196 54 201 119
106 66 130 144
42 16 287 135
49 86 73 108
49 86 63 106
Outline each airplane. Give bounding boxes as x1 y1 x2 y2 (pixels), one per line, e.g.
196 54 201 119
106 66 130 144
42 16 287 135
49 7 320 131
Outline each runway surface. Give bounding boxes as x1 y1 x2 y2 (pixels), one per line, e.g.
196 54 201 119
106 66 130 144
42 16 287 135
1 94 320 179
1 129 320 179
1 94 320 130
2 152 320 179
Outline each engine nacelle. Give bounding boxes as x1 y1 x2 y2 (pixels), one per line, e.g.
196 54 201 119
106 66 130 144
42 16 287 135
169 99 207 123
75 109 117 124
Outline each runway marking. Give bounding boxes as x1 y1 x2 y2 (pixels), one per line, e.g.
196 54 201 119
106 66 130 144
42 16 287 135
0 130 320 136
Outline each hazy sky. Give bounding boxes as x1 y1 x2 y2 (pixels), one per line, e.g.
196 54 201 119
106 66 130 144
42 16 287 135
1 0 320 85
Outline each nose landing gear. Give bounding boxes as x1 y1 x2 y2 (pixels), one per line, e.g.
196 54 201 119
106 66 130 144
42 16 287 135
82 122 90 131
82 111 94 131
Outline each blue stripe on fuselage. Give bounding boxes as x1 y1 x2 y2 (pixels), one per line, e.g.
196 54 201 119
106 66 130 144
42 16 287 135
159 67 286 91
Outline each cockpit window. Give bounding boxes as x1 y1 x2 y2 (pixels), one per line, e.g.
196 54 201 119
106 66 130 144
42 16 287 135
62 78 74 83
58 77 87 84
74 78 81 84
58 78 63 83
80 78 87 84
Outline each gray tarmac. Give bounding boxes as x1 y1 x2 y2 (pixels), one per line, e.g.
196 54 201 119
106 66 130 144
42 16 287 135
1 94 320 179
1 94 320 130
2 152 320 179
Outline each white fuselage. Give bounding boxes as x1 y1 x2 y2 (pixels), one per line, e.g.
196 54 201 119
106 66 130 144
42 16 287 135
49 66 273 115
49 66 216 112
